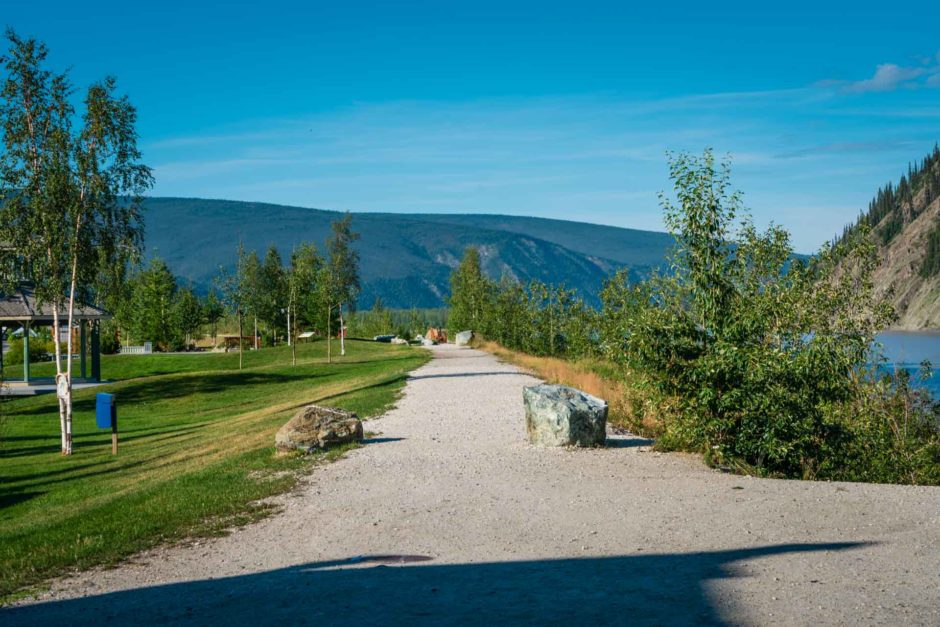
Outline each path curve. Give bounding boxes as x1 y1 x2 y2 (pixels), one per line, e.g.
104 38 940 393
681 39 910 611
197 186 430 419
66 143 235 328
7 344 940 625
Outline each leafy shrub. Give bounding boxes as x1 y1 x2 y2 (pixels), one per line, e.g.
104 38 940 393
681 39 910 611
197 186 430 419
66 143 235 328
823 366 940 484
99 320 121 354
4 337 56 365
612 149 936 483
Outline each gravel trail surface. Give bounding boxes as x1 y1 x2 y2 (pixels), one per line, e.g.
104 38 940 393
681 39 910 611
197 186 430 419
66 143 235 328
6 344 940 625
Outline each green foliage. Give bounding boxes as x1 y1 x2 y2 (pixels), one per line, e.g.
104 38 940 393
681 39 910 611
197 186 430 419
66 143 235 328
347 306 447 339
822 365 940 485
174 285 204 347
347 297 394 338
290 242 324 331
323 212 361 315
98 319 121 354
128 258 180 350
241 249 265 323
921 221 940 278
259 246 287 331
203 289 225 344
613 149 933 483
4 337 55 365
447 247 490 332
0 29 151 345
447 249 597 360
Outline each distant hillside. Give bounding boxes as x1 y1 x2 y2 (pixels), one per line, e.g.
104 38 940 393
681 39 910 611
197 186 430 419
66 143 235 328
370 213 674 268
838 145 940 329
141 198 672 308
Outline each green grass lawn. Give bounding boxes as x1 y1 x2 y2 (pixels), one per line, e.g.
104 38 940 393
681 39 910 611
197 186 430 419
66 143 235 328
0 339 430 601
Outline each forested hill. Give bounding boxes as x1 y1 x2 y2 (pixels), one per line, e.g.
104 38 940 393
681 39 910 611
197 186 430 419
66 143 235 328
141 197 673 308
838 145 940 329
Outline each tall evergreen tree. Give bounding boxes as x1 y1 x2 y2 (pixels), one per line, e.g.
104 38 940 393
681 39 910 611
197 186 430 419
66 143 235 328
129 258 177 350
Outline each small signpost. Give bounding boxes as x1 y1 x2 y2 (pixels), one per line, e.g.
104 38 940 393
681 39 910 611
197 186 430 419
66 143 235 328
96 393 118 455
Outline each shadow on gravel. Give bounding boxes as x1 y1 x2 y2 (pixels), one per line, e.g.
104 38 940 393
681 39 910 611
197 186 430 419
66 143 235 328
606 436 655 448
361 437 405 445
3 542 867 626
408 371 522 380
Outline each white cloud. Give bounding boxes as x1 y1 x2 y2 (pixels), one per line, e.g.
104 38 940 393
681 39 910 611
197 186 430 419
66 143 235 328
850 64 926 92
826 54 940 93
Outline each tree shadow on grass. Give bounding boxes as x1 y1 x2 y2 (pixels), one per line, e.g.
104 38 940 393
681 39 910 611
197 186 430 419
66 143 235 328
5 371 321 418
0 491 42 509
0 424 207 460
86 371 319 407
2 542 867 625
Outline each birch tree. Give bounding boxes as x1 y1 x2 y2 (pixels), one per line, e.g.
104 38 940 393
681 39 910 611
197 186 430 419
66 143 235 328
288 243 321 366
0 31 152 454
216 244 249 370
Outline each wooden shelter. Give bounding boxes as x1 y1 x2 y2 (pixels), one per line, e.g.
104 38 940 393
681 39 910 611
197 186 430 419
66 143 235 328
0 282 109 384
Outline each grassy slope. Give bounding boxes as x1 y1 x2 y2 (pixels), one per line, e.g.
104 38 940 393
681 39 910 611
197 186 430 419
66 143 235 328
0 340 429 600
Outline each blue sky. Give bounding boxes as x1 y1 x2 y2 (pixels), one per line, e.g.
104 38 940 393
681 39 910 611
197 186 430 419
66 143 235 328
5 1 940 252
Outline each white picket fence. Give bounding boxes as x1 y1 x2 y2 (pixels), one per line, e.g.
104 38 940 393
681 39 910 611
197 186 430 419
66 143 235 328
121 342 152 355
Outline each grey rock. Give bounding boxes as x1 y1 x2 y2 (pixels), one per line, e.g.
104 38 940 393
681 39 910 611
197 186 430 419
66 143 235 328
421 338 437 346
523 384 607 447
275 405 363 454
455 330 474 346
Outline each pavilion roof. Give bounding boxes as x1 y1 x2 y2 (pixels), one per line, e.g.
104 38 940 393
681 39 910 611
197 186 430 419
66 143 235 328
0 282 110 323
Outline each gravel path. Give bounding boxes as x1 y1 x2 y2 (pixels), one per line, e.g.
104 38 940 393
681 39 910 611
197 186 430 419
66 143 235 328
6 344 940 625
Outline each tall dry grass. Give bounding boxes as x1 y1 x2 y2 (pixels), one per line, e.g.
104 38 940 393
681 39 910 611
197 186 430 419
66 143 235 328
474 339 663 437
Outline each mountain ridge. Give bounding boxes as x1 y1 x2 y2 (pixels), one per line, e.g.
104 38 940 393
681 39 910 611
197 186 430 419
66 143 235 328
141 197 670 308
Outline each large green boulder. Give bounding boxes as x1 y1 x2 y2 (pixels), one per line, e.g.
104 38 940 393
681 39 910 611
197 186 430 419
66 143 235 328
523 384 607 447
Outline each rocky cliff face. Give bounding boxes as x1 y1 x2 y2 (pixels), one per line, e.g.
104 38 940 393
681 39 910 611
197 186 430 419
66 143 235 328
873 192 940 329
841 146 940 330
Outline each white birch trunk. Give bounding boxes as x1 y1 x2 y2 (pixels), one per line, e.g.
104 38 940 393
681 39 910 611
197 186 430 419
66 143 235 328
51 307 66 454
63 254 81 455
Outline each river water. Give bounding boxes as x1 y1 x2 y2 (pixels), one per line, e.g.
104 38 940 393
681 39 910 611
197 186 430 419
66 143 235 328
876 331 940 399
